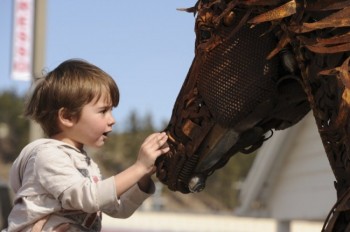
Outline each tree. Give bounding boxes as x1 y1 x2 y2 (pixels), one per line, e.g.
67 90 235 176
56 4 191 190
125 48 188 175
0 91 29 162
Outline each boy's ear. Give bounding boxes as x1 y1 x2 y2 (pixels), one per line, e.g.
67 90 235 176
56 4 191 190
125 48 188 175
58 108 74 127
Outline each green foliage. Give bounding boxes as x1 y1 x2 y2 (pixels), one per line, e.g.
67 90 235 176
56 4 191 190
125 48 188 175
0 91 29 163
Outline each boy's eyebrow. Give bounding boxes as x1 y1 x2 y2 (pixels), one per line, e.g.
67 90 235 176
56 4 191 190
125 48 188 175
97 104 113 109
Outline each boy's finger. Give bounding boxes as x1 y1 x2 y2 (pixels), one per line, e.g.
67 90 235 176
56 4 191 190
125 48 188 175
53 223 70 232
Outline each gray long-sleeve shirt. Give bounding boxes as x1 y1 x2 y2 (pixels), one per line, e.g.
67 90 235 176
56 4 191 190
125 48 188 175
3 139 153 232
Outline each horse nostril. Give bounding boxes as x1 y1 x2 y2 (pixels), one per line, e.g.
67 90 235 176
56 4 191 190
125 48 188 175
188 175 206 193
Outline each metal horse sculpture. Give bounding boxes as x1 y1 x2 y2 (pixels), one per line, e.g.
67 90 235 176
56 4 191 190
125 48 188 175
155 0 350 231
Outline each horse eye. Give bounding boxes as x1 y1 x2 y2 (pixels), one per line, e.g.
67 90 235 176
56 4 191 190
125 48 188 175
201 0 210 4
200 29 212 41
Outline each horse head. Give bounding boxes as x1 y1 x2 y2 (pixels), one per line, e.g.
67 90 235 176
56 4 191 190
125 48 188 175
156 0 311 193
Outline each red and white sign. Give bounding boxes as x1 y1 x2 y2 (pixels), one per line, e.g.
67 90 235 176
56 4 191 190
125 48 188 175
11 0 34 81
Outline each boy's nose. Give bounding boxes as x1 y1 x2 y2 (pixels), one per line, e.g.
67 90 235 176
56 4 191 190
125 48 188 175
108 113 116 126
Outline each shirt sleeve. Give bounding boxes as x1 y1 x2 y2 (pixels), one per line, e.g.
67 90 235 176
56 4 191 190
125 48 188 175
35 145 154 216
35 147 84 199
35 147 111 213
102 178 155 218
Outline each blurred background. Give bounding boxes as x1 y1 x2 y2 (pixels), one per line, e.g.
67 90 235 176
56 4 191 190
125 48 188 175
0 0 337 231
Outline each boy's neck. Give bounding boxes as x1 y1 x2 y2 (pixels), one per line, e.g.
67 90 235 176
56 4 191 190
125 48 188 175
51 133 84 151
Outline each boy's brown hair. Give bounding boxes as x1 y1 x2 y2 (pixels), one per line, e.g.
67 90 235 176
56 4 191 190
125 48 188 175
25 59 119 137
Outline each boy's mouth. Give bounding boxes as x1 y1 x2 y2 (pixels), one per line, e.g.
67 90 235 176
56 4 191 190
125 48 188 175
103 131 111 137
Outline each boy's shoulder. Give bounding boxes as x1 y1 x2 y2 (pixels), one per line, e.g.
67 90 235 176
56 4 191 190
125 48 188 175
22 139 89 164
10 139 69 193
17 139 74 163
24 138 73 152
24 138 61 147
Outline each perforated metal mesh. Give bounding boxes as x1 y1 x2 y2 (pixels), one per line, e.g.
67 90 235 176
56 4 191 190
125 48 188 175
198 22 279 128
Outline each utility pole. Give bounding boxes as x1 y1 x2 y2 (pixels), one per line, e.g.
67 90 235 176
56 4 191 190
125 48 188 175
29 0 46 141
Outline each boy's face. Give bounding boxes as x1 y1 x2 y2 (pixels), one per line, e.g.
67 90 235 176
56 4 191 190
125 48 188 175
68 93 115 149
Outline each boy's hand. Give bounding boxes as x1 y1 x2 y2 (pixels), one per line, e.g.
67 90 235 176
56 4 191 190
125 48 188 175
137 132 169 175
32 215 70 232
114 132 169 197
53 223 70 232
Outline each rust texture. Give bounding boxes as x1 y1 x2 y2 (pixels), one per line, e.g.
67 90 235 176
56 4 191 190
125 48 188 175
156 1 350 230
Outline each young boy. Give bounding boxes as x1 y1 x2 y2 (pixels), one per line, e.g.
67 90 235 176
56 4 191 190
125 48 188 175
3 59 169 232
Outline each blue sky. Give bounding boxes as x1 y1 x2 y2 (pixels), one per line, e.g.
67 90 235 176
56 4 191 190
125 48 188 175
0 0 196 131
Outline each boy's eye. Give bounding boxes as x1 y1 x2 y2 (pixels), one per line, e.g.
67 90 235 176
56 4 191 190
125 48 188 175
99 108 107 113
100 107 112 114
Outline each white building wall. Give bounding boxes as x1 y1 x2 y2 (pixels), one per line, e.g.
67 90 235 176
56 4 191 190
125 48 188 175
267 114 336 220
